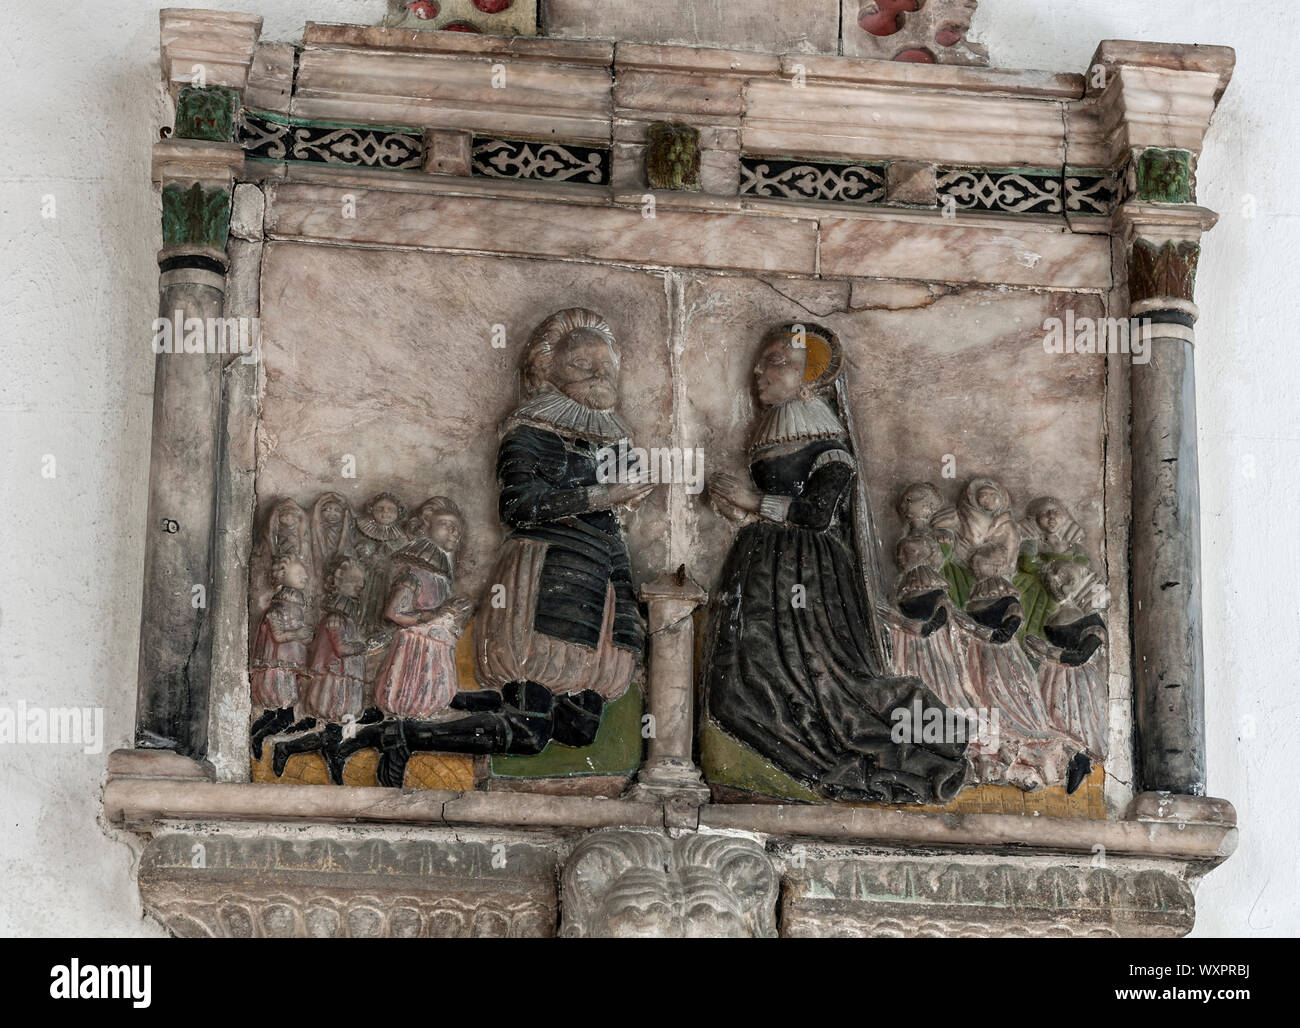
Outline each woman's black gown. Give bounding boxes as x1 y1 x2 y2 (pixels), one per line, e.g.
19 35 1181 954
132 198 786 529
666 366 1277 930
705 438 969 804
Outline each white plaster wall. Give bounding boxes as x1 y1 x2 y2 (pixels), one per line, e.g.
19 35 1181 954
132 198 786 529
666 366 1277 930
0 0 1294 936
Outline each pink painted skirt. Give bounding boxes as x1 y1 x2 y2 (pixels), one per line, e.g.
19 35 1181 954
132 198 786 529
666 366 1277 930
250 667 300 710
301 667 365 722
474 537 634 701
373 622 459 718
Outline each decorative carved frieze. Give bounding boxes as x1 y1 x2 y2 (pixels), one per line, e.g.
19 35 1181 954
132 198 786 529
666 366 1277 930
240 111 424 170
781 858 1196 938
130 819 1210 940
936 167 1063 215
739 155 887 204
471 136 611 183
736 160 1129 217
138 833 558 938
1064 168 1121 216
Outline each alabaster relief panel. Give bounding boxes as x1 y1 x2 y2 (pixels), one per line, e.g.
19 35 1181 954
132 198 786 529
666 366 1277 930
678 277 1113 805
245 242 1114 807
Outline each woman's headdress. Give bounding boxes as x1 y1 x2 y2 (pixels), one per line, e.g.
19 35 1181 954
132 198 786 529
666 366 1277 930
762 322 843 392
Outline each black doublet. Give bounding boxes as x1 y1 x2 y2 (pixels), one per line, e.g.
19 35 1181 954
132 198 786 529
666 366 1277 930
497 424 644 655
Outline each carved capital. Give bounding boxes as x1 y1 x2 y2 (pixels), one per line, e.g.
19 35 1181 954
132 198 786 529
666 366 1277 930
160 182 234 252
1129 237 1200 305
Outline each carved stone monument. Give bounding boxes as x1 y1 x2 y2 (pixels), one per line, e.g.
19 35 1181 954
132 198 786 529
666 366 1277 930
110 4 1240 937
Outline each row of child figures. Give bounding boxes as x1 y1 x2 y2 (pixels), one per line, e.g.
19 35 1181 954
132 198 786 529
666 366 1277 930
248 491 475 783
881 478 1109 795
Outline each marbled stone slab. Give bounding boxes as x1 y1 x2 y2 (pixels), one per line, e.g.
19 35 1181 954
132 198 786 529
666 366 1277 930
244 43 294 115
263 182 821 275
291 40 612 142
542 0 841 55
743 78 1067 168
818 216 1112 290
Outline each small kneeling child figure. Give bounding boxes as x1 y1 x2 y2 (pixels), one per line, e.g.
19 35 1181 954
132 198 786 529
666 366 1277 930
1022 558 1109 792
250 556 313 758
347 500 474 786
273 556 376 783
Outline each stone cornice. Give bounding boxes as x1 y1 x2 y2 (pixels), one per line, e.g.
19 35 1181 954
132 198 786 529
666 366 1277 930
302 22 614 65
1069 42 1236 171
160 8 262 97
219 24 1236 181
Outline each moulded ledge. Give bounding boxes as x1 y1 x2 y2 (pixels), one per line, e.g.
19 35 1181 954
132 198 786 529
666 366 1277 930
103 750 1235 868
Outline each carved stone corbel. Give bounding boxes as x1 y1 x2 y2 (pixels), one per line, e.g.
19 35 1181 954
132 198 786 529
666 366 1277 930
559 829 778 938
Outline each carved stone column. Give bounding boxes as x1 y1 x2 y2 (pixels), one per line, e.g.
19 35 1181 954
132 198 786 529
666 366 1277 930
135 11 261 757
1124 207 1214 795
627 571 711 809
1080 42 1236 797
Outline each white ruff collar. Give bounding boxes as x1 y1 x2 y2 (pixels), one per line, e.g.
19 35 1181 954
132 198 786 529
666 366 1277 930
750 397 847 453
509 390 629 444
356 517 406 543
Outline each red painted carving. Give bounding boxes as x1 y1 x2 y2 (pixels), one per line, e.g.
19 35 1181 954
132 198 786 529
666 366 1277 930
472 0 513 12
894 48 936 63
405 0 440 20
442 20 482 32
859 0 921 38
